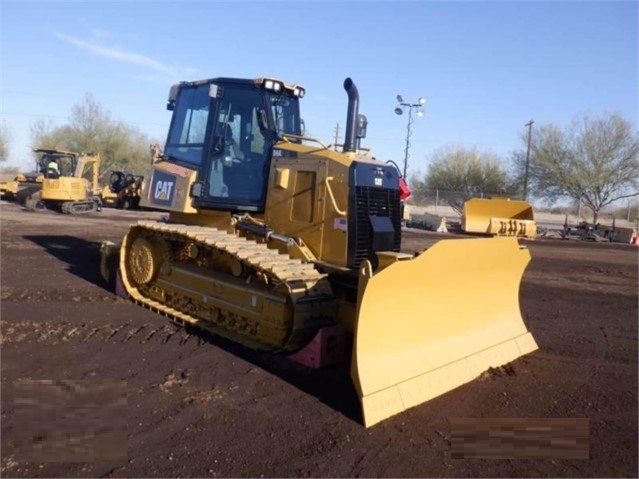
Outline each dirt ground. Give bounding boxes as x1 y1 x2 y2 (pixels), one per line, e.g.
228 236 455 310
1 201 637 478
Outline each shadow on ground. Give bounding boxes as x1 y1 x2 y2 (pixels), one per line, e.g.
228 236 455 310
21 234 363 425
23 235 107 289
189 325 362 425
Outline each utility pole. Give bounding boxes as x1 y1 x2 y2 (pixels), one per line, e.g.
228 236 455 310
333 123 340 150
523 120 534 201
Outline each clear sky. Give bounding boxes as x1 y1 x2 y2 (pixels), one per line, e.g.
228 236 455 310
1 0 637 177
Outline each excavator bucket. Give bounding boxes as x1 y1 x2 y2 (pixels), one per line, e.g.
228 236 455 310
462 198 537 238
351 237 537 427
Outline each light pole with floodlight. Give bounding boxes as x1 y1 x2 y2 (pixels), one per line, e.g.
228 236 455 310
395 94 426 180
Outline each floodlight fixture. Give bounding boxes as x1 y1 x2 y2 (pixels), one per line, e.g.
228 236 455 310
394 94 427 180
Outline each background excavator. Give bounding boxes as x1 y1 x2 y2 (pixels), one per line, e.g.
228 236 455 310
101 76 538 427
27 149 103 214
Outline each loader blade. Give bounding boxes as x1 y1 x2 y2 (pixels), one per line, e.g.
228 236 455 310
351 237 537 427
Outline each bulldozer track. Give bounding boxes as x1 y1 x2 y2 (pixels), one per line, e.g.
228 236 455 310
120 221 336 351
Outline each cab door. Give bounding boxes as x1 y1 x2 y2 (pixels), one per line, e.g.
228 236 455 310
196 84 271 213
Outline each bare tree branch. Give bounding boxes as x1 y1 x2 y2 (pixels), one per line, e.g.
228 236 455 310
522 113 638 222
30 93 161 178
413 145 511 214
0 124 9 162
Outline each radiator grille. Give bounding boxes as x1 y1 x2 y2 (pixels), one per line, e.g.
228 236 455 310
351 186 401 267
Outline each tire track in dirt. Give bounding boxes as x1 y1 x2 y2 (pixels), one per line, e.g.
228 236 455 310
0 320 202 348
1 287 122 303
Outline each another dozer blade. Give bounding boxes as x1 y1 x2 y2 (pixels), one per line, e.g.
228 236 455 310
462 197 537 237
351 237 537 427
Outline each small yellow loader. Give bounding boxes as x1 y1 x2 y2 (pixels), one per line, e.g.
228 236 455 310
101 171 144 209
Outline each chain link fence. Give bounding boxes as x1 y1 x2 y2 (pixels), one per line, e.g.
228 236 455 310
408 187 522 216
407 187 638 229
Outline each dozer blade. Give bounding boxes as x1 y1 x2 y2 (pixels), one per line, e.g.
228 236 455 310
351 237 537 427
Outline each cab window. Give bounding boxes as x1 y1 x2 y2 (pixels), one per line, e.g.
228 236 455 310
206 87 269 208
165 84 211 166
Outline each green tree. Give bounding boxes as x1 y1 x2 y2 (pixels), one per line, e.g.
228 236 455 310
30 94 159 178
521 113 639 223
508 150 528 198
417 145 511 214
0 124 9 162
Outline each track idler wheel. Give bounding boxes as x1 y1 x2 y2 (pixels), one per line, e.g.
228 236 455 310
127 237 164 285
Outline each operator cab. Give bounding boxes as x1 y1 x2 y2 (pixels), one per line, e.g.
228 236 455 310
36 150 77 178
163 77 305 213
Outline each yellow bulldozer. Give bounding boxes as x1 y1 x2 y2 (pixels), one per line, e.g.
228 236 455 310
462 197 537 238
27 149 103 214
0 172 43 203
100 77 537 427
101 171 144 209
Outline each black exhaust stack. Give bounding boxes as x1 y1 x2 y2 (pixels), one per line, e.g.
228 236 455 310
343 78 359 153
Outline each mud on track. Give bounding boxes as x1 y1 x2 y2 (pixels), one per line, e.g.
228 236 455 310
1 201 637 478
